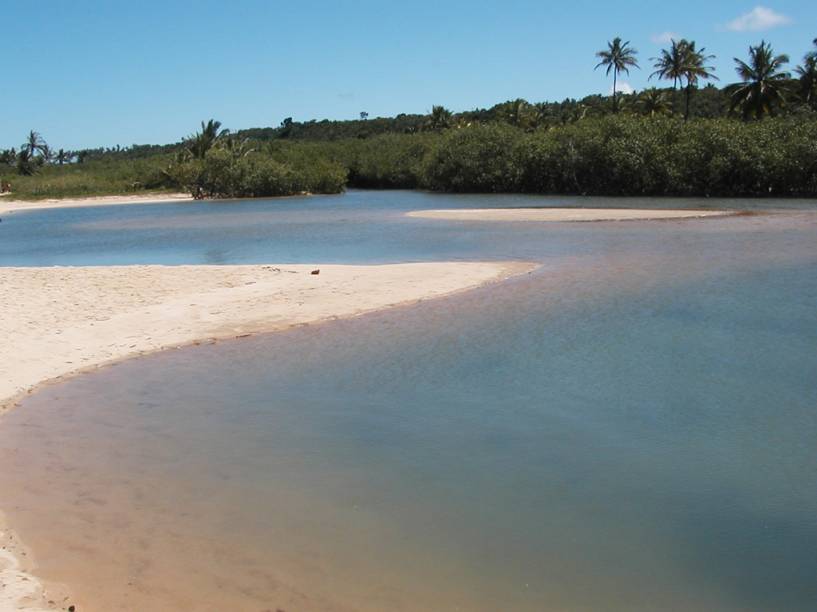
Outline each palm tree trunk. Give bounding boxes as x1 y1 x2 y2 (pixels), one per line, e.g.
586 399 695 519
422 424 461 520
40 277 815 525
671 79 678 116
684 83 691 120
613 71 618 113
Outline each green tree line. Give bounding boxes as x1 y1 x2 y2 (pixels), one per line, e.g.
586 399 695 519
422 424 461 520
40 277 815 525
5 113 816 200
3 37 815 199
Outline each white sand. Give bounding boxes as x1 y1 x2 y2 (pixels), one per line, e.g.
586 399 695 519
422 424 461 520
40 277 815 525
0 193 193 213
0 261 533 610
406 208 733 222
0 262 534 412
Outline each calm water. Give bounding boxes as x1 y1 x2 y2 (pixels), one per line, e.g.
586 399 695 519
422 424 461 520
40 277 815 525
1 192 816 610
1 189 816 266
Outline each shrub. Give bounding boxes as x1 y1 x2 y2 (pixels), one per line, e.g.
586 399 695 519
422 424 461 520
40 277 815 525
422 124 523 192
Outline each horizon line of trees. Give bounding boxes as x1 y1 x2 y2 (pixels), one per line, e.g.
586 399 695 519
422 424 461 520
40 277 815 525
4 35 814 172
247 34 817 142
594 36 817 121
3 35 815 199
4 112 817 199
161 113 817 198
0 132 182 176
0 130 80 176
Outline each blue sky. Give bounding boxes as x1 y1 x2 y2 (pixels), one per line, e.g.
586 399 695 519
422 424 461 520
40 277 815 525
2 1 815 149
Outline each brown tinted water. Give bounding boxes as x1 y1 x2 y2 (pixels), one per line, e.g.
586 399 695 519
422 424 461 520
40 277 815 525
1 201 816 611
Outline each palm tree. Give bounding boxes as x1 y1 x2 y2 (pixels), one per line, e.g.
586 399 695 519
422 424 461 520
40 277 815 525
728 41 790 119
680 41 718 120
795 40 817 109
497 99 534 128
531 102 553 128
426 105 453 131
186 119 228 159
595 37 640 112
561 103 589 124
636 88 673 117
220 136 254 159
795 56 817 109
650 39 688 92
55 148 73 165
0 148 16 166
22 130 48 157
15 149 36 176
807 38 817 62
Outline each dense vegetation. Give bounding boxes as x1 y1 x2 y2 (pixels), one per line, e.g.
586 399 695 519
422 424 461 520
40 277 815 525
160 120 347 199
422 117 817 196
3 37 816 200
0 153 175 199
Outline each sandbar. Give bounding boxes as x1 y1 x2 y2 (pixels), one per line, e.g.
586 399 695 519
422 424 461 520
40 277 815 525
0 193 193 213
406 208 733 222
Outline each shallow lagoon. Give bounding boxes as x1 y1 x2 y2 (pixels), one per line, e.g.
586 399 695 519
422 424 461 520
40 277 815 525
1 192 816 610
2 189 817 267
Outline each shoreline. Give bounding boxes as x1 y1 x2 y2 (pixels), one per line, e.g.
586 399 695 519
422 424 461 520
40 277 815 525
406 208 737 222
0 260 536 610
0 192 194 213
0 191 330 214
0 262 535 415
1 195 746 220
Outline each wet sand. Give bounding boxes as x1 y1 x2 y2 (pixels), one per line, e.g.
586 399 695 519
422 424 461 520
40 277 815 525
0 260 534 610
406 208 734 222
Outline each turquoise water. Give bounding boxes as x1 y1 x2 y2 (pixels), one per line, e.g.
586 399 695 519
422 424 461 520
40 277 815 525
0 192 816 610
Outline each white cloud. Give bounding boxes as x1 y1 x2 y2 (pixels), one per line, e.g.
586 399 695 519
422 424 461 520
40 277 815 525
611 82 635 95
726 6 792 32
651 31 680 44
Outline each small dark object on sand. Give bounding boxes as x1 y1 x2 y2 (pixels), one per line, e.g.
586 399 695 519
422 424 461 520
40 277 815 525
68 606 76 612
311 269 320 275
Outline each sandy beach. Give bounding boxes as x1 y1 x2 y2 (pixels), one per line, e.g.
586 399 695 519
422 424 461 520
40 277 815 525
406 208 734 222
0 260 533 611
0 262 534 414
0 193 193 214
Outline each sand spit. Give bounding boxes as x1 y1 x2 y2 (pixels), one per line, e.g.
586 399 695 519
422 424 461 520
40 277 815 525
406 208 734 222
0 262 534 414
0 193 193 213
0 261 533 610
